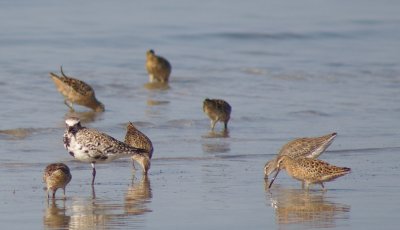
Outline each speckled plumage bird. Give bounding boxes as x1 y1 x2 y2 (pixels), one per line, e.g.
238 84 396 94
63 118 150 185
124 122 154 167
203 98 231 131
145 49 171 83
49 66 104 112
268 155 351 190
264 133 337 179
43 163 72 199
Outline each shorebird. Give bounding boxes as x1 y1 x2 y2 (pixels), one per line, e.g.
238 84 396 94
203 98 232 131
268 155 351 190
43 163 72 199
264 133 337 179
145 49 171 83
124 122 154 169
49 66 105 112
63 118 150 185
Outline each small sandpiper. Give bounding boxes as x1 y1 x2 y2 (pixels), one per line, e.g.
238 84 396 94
43 163 72 199
203 98 232 131
49 66 105 112
63 118 150 185
124 122 154 169
145 49 172 83
268 155 351 190
264 133 337 179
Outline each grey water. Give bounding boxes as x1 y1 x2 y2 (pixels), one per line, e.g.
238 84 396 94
1 0 400 229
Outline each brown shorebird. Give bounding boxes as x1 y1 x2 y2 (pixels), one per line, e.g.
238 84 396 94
203 98 231 131
49 66 104 112
63 118 150 185
264 133 337 179
43 163 72 199
145 49 171 83
124 122 154 169
268 155 351 190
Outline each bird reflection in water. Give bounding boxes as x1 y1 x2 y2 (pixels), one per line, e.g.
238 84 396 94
203 129 230 139
125 175 152 215
202 129 230 153
65 176 152 229
202 141 231 154
265 180 350 228
145 83 170 114
68 198 108 229
43 199 70 229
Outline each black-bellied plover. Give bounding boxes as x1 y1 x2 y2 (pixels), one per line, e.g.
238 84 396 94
49 66 105 112
124 122 154 169
203 98 231 131
63 118 150 185
145 49 171 83
43 163 72 199
268 155 350 190
264 133 337 179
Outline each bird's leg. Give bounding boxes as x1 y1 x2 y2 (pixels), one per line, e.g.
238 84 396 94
320 183 326 191
149 74 155 83
130 172 137 185
91 184 96 199
91 162 96 185
224 121 228 130
132 159 137 170
211 120 217 131
221 128 229 137
302 181 305 189
47 189 50 199
305 182 310 191
63 187 66 200
64 99 74 111
52 190 56 199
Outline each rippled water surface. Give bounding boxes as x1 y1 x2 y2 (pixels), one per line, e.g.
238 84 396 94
1 0 400 229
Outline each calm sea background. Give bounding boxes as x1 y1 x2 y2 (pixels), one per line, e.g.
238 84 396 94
0 0 400 229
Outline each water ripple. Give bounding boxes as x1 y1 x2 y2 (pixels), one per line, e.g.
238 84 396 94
175 30 367 41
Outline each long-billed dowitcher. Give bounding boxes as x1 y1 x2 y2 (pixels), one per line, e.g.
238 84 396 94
63 118 150 185
124 122 154 169
203 98 232 131
264 133 337 179
43 163 72 199
268 155 351 190
146 49 171 83
49 66 104 112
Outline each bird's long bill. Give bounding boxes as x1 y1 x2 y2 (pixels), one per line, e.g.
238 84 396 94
268 168 281 189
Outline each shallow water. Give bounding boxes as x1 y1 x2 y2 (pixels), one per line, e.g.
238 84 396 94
1 0 400 229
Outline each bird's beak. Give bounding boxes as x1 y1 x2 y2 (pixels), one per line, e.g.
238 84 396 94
268 168 281 189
